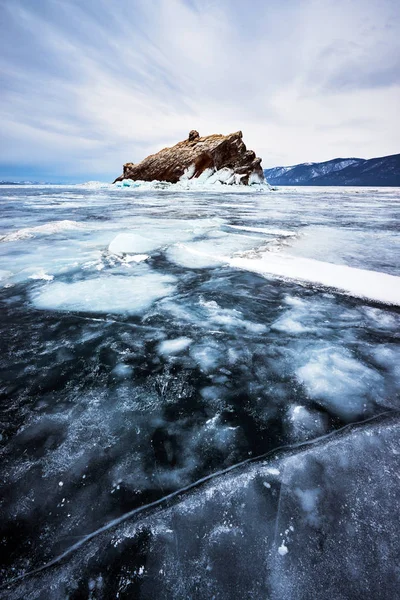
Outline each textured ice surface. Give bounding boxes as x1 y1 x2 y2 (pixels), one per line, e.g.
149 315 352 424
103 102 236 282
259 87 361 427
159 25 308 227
1 184 399 599
31 273 177 314
4 418 399 599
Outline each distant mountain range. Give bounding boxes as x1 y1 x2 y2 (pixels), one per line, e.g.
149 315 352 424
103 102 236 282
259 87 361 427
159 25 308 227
0 181 42 185
264 153 400 186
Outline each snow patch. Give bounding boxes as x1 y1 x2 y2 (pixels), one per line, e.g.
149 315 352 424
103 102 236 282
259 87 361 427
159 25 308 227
228 252 400 306
226 225 296 237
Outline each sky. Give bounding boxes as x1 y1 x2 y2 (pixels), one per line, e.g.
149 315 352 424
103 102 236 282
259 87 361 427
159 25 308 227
0 0 399 182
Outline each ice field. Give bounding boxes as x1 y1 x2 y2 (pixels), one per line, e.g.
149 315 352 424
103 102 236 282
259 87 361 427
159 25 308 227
0 183 399 598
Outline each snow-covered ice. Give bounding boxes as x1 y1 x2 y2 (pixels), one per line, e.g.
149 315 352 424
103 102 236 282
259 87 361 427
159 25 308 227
228 252 400 306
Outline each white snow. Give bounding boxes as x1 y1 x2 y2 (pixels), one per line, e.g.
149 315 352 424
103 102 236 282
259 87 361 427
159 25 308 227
226 225 296 237
179 164 196 181
228 252 400 306
31 273 177 315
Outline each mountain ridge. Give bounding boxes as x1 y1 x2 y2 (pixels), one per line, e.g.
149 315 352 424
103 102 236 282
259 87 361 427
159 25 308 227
264 153 400 186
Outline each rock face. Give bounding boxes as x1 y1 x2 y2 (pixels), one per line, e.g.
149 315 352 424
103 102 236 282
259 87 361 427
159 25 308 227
114 130 264 185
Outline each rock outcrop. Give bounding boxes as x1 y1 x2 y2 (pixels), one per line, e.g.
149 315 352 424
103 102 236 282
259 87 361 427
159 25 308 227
113 130 264 185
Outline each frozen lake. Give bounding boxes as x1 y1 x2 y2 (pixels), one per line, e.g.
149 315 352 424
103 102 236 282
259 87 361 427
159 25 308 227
0 183 399 599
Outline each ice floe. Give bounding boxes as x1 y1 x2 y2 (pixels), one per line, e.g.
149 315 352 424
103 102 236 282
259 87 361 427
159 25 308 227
108 233 160 256
31 273 177 314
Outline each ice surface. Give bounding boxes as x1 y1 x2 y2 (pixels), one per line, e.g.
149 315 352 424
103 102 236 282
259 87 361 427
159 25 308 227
1 184 399 599
108 233 160 256
286 405 328 441
31 273 177 314
228 252 400 305
28 269 54 281
157 337 193 356
226 225 297 237
166 243 224 269
296 347 384 419
0 220 84 242
5 418 399 599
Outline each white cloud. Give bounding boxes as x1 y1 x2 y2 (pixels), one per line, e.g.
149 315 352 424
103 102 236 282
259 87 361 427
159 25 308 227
0 0 399 179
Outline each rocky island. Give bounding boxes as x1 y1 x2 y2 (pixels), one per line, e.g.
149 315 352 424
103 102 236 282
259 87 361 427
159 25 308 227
113 130 264 185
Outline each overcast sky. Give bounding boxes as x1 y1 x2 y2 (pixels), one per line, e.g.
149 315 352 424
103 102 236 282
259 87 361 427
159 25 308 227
0 0 399 182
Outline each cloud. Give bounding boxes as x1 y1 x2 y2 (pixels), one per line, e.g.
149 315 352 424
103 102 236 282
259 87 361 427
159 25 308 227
0 0 399 180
